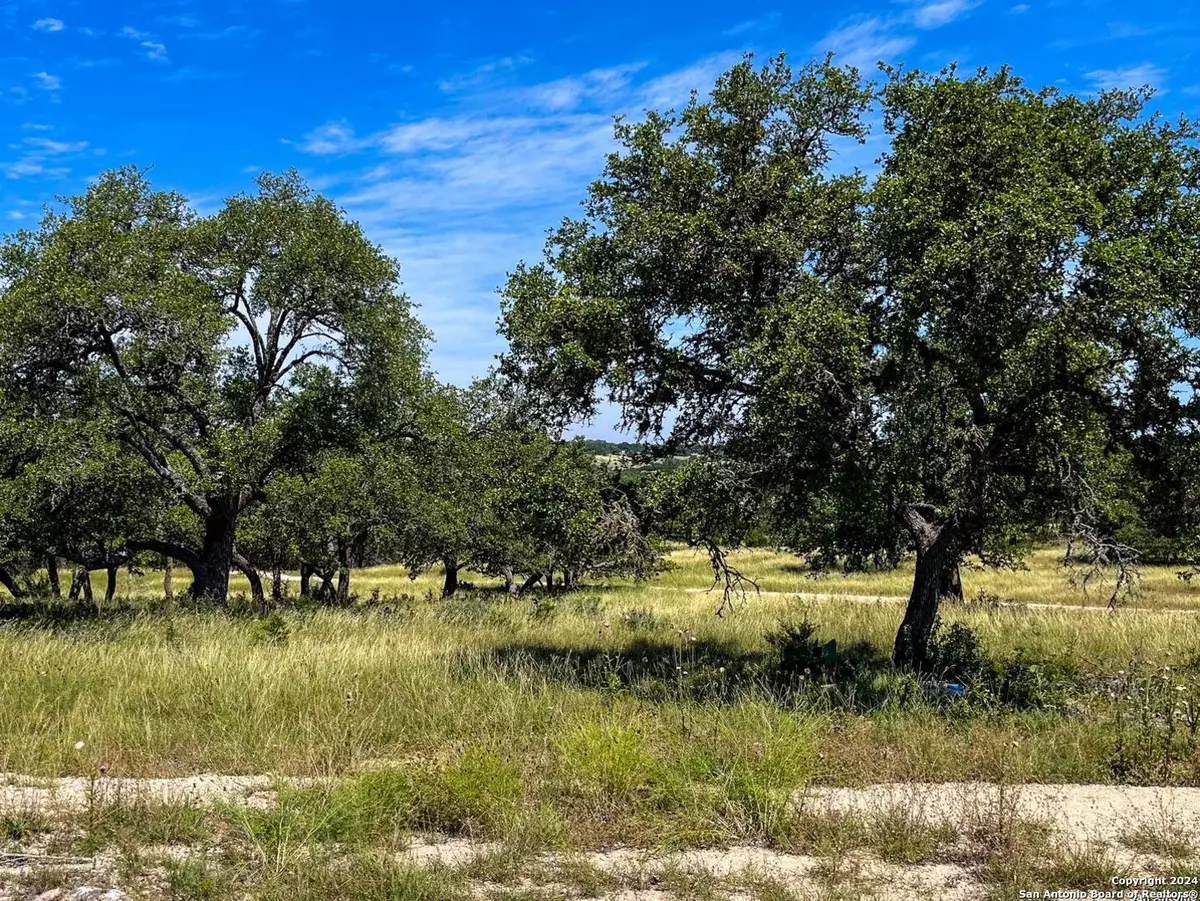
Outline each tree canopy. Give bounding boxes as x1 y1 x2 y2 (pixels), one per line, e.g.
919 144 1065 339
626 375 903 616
501 56 1200 665
0 168 432 600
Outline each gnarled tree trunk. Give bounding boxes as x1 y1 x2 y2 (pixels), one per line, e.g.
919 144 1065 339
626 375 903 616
336 549 351 605
940 561 964 604
893 507 959 669
441 556 459 598
105 565 119 603
299 564 313 597
0 564 26 600
189 503 238 602
163 557 174 600
69 568 95 605
232 553 265 608
47 556 61 598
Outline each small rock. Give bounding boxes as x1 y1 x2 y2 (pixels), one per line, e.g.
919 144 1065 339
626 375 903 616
33 891 63 901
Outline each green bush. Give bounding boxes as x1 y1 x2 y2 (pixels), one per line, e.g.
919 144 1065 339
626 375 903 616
556 722 659 804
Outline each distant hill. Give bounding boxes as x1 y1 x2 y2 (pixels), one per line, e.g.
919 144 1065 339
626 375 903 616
579 439 649 455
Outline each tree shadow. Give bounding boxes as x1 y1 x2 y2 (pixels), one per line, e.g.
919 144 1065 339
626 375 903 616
465 632 914 712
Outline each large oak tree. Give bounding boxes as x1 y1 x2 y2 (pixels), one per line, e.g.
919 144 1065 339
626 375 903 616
500 56 1200 666
0 169 430 600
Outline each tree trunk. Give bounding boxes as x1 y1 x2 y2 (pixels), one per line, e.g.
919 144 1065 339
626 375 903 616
319 570 334 601
299 564 313 597
940 561 964 604
0 564 26 599
441 556 459 598
336 550 351 605
105 565 118 603
69 568 95 605
232 554 265 608
163 557 174 601
503 566 518 596
893 529 955 669
47 556 61 598
271 565 284 602
517 572 543 595
189 505 238 602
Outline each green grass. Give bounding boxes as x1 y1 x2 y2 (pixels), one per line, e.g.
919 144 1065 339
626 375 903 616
1 545 1199 897
1 546 1198 788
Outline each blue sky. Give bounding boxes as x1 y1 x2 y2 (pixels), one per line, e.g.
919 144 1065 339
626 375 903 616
1 0 1197 437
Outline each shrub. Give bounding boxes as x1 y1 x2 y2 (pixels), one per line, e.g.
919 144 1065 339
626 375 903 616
556 722 659 804
417 748 524 834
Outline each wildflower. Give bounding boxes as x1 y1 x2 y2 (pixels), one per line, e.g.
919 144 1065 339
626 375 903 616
718 667 726 674
74 741 85 751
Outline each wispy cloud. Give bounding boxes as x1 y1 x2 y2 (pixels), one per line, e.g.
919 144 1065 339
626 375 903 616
158 14 200 27
32 17 65 32
438 55 534 93
3 134 91 180
522 63 646 112
723 12 782 36
120 26 170 63
299 121 363 155
32 72 61 91
816 18 916 70
294 54 744 385
816 0 980 71
911 0 980 29
1086 63 1166 91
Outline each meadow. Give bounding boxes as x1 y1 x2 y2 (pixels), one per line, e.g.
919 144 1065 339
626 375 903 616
1 547 1199 900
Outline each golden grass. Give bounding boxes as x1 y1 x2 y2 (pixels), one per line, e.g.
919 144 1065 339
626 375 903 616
0 544 1196 793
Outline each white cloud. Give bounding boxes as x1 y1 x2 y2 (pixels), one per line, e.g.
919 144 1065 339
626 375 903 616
142 41 169 62
636 52 743 107
816 0 978 72
523 63 646 112
120 26 170 62
1086 63 1166 91
723 13 782 36
295 55 745 386
816 18 916 70
22 137 89 153
911 0 979 29
1010 3 1029 12
300 122 363 155
32 17 65 32
32 72 61 91
158 14 200 27
438 56 534 93
3 134 90 180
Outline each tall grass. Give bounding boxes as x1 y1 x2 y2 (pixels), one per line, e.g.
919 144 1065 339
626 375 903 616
2 546 1198 792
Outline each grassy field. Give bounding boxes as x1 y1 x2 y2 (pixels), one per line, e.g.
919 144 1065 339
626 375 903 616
51 543 1200 610
1 547 1198 899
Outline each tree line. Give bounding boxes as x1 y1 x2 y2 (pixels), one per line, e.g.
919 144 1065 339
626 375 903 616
1 55 1197 668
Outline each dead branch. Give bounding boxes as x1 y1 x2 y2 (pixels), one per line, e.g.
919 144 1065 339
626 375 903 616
704 539 760 617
